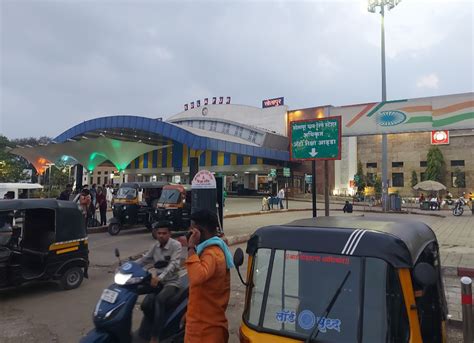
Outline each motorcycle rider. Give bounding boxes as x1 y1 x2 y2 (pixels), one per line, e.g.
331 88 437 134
136 225 182 343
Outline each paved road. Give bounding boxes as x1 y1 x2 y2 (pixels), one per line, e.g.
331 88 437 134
1 203 472 342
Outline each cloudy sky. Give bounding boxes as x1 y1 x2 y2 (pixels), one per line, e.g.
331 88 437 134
1 0 473 139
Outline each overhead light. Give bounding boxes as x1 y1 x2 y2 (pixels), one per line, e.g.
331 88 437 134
82 136 89 139
161 173 166 176
137 173 142 176
244 171 250 174
99 133 105 137
138 140 142 143
67 138 76 142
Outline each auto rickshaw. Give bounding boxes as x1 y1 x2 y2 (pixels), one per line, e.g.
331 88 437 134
233 216 447 343
109 182 167 235
152 184 192 231
0 199 89 290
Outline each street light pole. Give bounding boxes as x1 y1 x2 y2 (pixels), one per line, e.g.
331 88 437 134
368 0 400 212
381 4 389 212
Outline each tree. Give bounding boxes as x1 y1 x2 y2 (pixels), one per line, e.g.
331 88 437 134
410 170 418 196
0 135 29 182
453 168 466 189
374 176 382 199
425 146 446 183
354 161 366 197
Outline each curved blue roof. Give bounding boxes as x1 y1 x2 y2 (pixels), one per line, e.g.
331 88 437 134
54 115 289 161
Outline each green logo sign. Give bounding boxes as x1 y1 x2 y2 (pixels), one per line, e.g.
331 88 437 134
290 117 341 160
269 169 277 177
283 167 290 177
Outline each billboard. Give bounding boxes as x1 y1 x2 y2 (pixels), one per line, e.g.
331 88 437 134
289 93 473 136
290 116 341 161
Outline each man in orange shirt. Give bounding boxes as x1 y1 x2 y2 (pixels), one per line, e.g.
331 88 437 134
185 209 234 343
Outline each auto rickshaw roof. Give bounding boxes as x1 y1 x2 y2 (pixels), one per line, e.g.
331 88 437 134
119 182 168 189
247 216 437 268
0 199 79 211
164 184 192 191
0 199 86 241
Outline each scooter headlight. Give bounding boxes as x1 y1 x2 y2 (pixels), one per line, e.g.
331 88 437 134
114 272 132 285
166 210 171 216
122 205 127 210
114 272 144 285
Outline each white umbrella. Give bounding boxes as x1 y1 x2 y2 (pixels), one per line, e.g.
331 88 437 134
413 180 446 192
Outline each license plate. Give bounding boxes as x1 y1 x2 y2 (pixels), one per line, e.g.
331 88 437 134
100 289 118 304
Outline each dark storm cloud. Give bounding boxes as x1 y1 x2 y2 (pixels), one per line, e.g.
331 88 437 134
1 0 472 138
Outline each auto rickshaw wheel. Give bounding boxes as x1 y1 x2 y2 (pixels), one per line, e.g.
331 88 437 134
108 223 121 235
60 267 84 290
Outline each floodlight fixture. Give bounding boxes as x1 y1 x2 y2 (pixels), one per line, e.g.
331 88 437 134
368 0 401 13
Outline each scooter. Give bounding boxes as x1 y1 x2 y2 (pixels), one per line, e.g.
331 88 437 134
80 249 188 343
452 197 466 216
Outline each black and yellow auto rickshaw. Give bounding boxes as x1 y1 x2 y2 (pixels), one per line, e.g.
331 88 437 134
152 184 192 231
109 182 167 235
0 199 89 290
234 216 447 343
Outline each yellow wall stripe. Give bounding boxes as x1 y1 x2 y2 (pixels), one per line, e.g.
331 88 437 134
244 156 251 165
56 246 79 255
257 158 263 165
205 150 212 167
183 145 189 168
139 154 144 169
158 148 163 168
167 140 173 167
230 154 237 165
217 152 225 166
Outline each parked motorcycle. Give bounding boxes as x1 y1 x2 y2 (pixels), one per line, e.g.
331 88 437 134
452 197 466 216
80 249 188 343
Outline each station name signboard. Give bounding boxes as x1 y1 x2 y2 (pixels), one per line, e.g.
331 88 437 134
290 116 342 161
262 97 284 108
191 170 216 189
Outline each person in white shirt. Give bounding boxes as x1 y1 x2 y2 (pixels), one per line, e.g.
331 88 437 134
106 185 114 209
278 188 285 209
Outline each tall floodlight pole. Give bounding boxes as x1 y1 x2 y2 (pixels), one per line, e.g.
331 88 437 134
368 0 401 212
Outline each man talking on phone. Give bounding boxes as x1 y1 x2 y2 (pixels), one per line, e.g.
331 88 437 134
185 209 234 343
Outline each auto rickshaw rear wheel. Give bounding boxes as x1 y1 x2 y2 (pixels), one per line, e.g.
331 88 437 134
108 223 121 235
60 267 84 290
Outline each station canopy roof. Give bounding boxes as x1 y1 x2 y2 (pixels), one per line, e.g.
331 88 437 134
11 115 289 173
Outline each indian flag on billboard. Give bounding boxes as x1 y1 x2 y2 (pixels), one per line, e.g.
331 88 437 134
343 92 473 134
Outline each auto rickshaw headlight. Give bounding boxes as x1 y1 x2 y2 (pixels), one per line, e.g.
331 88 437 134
166 210 171 216
122 206 127 210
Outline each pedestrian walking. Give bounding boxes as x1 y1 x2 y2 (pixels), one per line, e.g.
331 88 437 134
278 188 285 209
96 187 107 226
106 185 114 209
58 184 72 201
185 209 233 343
79 189 91 228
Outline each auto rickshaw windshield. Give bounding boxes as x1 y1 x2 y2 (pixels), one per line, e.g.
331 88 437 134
158 189 181 204
116 187 137 199
246 248 408 342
